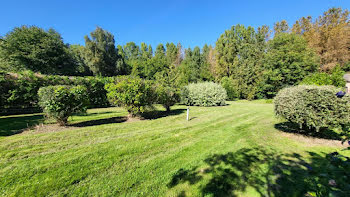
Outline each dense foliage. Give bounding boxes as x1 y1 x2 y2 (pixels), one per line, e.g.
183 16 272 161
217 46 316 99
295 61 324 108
300 66 346 87
292 7 350 71
0 72 109 114
274 85 350 132
220 76 238 100
214 24 267 100
84 27 126 76
0 26 74 75
262 33 319 98
38 85 89 125
105 76 154 117
181 82 227 106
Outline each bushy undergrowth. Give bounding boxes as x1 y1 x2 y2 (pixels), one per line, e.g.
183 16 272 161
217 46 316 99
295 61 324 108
300 66 345 87
105 76 154 117
38 85 89 125
181 82 227 106
274 85 350 132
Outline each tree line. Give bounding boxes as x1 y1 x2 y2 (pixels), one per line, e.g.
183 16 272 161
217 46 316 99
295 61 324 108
0 7 349 99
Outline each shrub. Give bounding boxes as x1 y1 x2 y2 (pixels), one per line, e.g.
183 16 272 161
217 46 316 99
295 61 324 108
38 85 89 125
181 82 227 106
72 77 109 107
155 84 180 112
300 66 346 87
220 76 238 100
274 85 350 132
105 76 154 117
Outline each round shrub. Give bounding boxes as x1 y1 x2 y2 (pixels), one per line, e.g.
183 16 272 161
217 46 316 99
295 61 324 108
105 76 154 117
181 82 227 106
274 85 350 132
38 85 89 125
155 84 180 112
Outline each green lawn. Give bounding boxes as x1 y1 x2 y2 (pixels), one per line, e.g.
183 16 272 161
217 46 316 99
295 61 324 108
0 101 347 196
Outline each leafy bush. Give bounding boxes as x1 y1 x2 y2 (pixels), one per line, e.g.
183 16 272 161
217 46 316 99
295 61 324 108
274 85 350 132
105 76 154 117
155 84 180 112
220 76 238 100
181 82 227 106
38 85 89 125
72 77 109 107
300 66 346 87
153 71 180 111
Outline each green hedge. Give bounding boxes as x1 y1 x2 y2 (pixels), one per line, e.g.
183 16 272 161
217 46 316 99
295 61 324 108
0 71 110 114
274 85 350 132
181 82 227 106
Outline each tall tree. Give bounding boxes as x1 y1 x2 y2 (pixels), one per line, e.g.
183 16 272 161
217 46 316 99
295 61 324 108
199 44 215 81
292 7 350 70
0 25 73 75
140 42 152 59
84 27 121 76
215 24 267 99
142 44 168 79
262 33 319 97
155 43 166 58
124 42 141 60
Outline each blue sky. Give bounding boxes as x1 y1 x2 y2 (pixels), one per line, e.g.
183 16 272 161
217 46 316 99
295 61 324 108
1 0 349 48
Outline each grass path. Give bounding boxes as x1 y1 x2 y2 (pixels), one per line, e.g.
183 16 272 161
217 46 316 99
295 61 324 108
0 101 347 196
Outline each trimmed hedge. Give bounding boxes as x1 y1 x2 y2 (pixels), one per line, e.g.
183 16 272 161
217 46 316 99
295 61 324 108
0 72 109 114
274 85 350 132
38 85 89 125
181 82 227 106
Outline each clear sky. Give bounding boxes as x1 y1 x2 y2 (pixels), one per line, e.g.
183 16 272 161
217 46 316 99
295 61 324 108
1 0 349 48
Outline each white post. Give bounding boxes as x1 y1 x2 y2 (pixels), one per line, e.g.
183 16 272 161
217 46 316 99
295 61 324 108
186 107 189 121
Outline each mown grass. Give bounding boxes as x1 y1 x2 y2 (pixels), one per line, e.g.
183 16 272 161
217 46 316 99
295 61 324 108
0 101 348 196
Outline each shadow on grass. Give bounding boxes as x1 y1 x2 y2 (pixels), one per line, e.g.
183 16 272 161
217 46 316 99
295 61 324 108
0 114 44 136
70 116 128 127
275 122 342 140
141 109 186 120
168 147 350 197
75 111 114 117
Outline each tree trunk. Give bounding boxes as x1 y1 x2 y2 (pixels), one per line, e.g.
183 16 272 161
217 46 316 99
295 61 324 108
166 106 170 112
